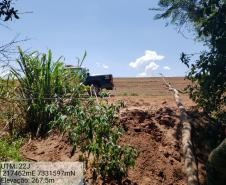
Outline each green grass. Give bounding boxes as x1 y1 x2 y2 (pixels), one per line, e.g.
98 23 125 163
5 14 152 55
0 138 23 161
122 92 128 96
119 92 128 96
118 92 139 96
130 93 138 96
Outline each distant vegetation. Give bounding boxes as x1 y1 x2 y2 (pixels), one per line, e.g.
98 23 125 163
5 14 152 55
119 92 139 96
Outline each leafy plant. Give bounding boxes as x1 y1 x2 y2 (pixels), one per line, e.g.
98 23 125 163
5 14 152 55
0 0 19 22
130 93 138 96
0 138 23 161
121 92 128 96
49 98 137 182
99 89 110 98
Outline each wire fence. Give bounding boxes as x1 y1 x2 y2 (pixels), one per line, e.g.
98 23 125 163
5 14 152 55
0 79 108 103
0 96 103 103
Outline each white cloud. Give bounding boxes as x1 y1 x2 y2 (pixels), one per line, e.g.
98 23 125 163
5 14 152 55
137 72 147 77
137 62 159 77
102 64 109 69
96 62 109 69
163 66 171 70
129 50 164 69
129 50 164 77
146 62 159 72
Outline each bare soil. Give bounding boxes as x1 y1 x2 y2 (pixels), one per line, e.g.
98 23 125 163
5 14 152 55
118 106 186 185
20 77 219 185
110 77 191 97
21 132 80 162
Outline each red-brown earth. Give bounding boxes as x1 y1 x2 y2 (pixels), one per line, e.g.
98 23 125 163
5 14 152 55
20 77 221 185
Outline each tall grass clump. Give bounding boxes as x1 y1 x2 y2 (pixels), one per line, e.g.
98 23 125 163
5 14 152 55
11 47 85 135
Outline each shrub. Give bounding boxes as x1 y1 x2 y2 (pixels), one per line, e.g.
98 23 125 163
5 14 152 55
122 92 128 96
130 93 138 96
48 98 137 182
0 138 23 161
99 89 110 98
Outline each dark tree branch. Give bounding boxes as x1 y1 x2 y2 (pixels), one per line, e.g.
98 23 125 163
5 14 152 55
0 0 19 22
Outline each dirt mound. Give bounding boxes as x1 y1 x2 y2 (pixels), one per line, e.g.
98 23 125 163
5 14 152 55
20 107 187 185
21 131 80 162
120 107 186 185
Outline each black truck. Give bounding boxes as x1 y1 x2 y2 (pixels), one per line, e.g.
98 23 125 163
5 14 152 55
65 65 114 95
83 74 114 94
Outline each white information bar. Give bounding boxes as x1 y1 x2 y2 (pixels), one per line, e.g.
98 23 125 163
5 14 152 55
0 162 84 185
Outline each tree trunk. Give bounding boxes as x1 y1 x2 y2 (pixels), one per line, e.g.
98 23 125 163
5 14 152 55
207 138 226 185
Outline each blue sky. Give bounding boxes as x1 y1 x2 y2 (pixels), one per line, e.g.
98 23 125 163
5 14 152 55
1 0 204 77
